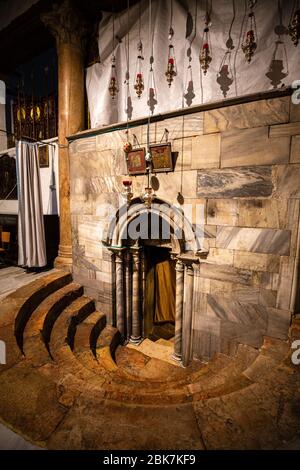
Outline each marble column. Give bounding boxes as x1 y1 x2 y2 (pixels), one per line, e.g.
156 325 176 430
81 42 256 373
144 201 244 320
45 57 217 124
182 262 194 367
115 250 125 336
130 248 142 344
42 1 86 271
172 259 185 361
125 251 132 339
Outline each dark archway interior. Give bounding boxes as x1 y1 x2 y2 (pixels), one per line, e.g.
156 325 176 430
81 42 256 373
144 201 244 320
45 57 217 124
143 246 176 341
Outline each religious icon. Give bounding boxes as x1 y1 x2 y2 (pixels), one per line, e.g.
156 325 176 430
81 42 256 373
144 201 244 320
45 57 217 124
149 143 173 173
126 148 147 175
38 145 49 168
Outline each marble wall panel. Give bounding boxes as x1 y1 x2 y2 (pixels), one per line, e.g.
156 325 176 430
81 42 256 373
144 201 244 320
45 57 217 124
221 127 290 167
233 251 280 272
203 97 289 133
197 166 273 198
238 199 288 229
274 164 300 199
207 199 239 226
216 226 291 255
191 133 221 169
291 136 300 163
199 263 252 285
269 122 300 138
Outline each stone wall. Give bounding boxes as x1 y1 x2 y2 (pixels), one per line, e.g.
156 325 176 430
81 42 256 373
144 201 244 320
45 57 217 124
69 92 300 359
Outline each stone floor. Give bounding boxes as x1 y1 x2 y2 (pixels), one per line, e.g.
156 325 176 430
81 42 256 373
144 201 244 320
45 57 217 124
0 270 299 450
0 266 56 300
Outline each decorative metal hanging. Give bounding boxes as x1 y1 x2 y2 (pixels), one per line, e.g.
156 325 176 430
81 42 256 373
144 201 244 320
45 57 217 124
199 9 212 75
108 14 119 99
288 3 300 47
109 55 119 99
134 3 145 98
165 2 177 87
242 0 258 63
134 40 145 98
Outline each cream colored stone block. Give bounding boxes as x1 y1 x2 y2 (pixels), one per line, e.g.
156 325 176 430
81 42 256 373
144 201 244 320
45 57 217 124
221 127 290 167
191 133 221 169
269 122 300 138
172 137 192 170
207 199 238 226
206 248 234 266
204 97 289 133
238 199 288 229
291 136 300 163
290 100 300 122
233 251 280 273
274 164 300 199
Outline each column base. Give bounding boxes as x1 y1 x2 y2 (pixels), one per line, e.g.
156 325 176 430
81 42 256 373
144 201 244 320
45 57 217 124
129 336 143 345
171 352 182 362
54 245 73 272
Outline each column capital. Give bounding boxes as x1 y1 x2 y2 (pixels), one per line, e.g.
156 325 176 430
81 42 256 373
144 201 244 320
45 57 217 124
41 0 88 49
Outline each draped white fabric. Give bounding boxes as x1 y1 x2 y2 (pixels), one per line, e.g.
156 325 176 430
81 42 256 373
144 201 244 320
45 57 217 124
87 0 300 128
16 141 47 268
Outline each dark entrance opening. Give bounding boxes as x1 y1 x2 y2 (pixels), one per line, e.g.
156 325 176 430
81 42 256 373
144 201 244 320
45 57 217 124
143 246 176 341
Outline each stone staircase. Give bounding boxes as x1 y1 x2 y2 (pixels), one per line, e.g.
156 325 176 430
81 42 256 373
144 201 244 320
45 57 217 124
0 270 299 450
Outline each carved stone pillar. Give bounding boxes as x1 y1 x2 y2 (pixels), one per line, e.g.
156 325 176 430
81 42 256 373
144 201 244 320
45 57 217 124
115 250 125 336
125 251 132 339
42 1 87 271
182 262 194 367
172 259 185 361
130 247 142 344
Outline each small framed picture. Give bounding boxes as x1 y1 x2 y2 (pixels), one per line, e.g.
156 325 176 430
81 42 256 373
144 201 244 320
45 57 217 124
38 146 49 168
126 147 147 175
150 143 173 173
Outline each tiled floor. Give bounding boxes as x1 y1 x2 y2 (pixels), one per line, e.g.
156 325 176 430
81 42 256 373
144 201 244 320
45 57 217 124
0 266 56 301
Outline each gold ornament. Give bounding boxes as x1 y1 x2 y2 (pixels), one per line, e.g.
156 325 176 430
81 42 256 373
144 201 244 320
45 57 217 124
288 9 300 47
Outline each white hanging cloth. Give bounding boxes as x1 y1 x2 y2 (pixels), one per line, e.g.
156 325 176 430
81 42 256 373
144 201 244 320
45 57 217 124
86 0 300 128
16 141 47 268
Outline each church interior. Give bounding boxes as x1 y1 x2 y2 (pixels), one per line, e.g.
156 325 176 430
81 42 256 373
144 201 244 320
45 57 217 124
0 0 300 452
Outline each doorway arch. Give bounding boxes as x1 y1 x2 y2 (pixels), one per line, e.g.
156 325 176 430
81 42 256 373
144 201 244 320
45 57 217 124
103 197 204 366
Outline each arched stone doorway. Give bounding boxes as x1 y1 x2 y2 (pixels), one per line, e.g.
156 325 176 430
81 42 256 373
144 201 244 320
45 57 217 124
103 197 206 366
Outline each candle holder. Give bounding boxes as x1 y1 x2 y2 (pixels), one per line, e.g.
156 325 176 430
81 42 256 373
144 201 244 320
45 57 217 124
122 180 133 204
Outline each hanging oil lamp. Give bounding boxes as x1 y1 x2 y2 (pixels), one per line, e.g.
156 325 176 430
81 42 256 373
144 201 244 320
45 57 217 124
122 180 133 205
288 9 300 47
141 186 155 209
165 27 177 87
109 55 119 99
199 12 212 75
134 40 144 98
242 1 258 63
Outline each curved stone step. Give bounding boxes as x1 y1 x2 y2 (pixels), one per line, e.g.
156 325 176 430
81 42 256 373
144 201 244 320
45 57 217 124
188 346 257 400
0 270 71 359
49 296 96 357
22 283 83 362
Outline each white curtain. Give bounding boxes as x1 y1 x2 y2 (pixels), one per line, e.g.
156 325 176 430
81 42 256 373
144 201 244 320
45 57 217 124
87 0 300 128
16 141 47 268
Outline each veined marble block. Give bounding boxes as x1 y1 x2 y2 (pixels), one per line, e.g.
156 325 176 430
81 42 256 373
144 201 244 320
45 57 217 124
269 122 300 138
221 127 290 167
290 100 300 123
233 251 280 273
291 136 300 163
172 137 192 170
209 280 260 304
199 263 252 285
205 248 234 266
203 97 289 134
74 136 97 153
274 164 300 199
197 166 273 198
216 226 290 255
267 307 291 340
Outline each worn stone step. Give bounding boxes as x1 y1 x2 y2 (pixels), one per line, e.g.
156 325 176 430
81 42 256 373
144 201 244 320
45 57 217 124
2 270 72 354
127 338 181 367
188 346 256 399
23 283 83 361
49 296 96 357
